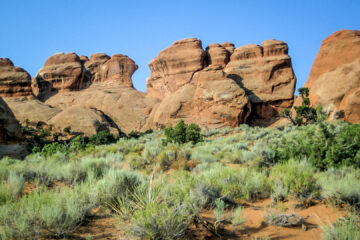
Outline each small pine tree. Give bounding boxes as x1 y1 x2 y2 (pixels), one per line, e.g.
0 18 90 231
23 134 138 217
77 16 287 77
281 87 325 126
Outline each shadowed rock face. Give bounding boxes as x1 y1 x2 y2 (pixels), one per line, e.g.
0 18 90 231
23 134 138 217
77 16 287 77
301 30 360 123
0 96 22 144
0 58 32 98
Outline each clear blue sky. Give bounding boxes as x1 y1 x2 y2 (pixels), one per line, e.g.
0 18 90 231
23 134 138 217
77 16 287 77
0 0 359 92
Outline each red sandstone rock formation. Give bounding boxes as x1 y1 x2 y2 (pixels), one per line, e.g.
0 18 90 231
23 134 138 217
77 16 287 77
206 43 230 67
84 53 137 87
0 58 32 98
147 38 206 99
301 30 360 123
146 38 296 127
224 40 296 120
1 36 299 136
31 52 89 99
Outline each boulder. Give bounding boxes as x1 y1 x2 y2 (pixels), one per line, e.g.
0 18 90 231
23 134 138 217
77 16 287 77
302 30 360 122
224 40 296 119
0 58 32 98
147 38 206 99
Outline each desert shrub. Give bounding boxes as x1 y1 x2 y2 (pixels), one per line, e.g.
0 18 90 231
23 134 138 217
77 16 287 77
264 212 304 227
322 214 360 240
130 201 191 240
41 142 66 156
269 160 320 201
0 157 20 181
80 157 110 179
0 184 95 239
89 130 116 146
318 167 360 206
68 135 88 152
202 128 220 137
39 128 51 138
163 120 202 145
126 152 146 170
198 166 270 202
274 122 360 170
97 169 145 205
0 172 24 204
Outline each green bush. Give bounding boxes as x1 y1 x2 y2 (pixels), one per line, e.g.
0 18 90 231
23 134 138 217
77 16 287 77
274 122 360 170
281 87 325 125
89 130 116 146
63 126 71 134
163 120 202 145
41 142 66 157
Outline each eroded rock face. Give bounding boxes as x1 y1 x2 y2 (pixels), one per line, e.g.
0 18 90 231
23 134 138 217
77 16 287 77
2 36 298 136
0 58 32 98
206 43 230 67
32 52 89 99
84 53 111 83
84 53 137 87
144 65 251 129
302 30 360 123
147 38 206 99
224 40 296 119
0 96 22 144
146 38 296 126
99 54 137 87
45 85 159 134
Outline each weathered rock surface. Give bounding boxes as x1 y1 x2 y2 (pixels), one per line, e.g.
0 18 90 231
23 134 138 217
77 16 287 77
206 43 230 67
84 53 137 87
31 52 89 99
4 98 62 126
144 65 251 129
1 36 300 136
224 40 296 119
0 58 32 98
0 96 23 144
45 85 159 134
301 30 360 122
147 38 206 99
32 52 139 100
84 53 111 83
